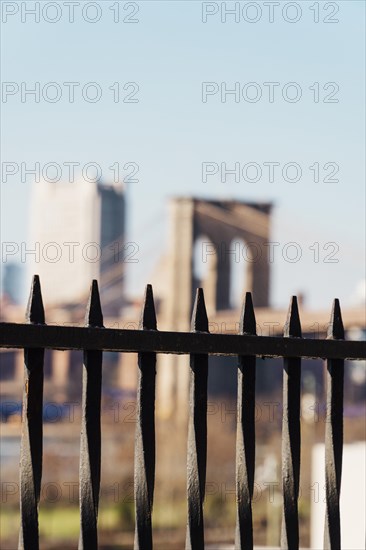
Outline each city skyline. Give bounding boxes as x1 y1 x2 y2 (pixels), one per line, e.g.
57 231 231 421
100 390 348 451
1 1 365 309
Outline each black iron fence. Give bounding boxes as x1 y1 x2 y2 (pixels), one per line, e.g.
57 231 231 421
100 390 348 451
0 275 365 550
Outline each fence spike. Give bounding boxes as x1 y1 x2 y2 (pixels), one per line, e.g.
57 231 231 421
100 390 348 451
26 274 45 324
327 299 344 340
284 296 302 338
139 284 157 330
239 292 256 335
134 286 157 549
79 282 103 550
235 292 256 549
19 276 45 549
281 296 302 549
191 288 208 332
85 280 103 328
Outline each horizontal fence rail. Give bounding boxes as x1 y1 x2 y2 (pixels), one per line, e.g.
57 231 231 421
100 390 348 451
0 323 364 360
0 275 365 550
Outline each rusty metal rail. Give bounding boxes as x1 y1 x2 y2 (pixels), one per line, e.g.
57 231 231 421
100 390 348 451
1 275 365 550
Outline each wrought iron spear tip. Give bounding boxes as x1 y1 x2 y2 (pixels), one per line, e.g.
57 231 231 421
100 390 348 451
284 295 302 338
139 284 157 330
191 288 209 332
26 274 45 324
85 279 104 328
327 298 344 340
239 291 256 335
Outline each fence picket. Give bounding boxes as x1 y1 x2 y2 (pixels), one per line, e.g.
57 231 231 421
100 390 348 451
79 281 103 550
235 292 256 550
281 296 302 549
324 299 344 550
134 284 157 550
19 275 45 550
186 289 209 550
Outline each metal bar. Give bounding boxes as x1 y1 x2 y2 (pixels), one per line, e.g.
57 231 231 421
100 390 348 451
324 299 344 550
235 292 256 550
0 323 364 360
134 285 157 550
79 281 103 550
19 276 45 550
281 297 302 549
186 289 208 550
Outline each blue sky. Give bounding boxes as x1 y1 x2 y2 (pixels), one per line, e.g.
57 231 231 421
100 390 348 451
1 0 365 309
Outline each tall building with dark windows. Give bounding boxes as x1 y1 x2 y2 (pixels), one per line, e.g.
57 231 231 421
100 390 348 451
29 179 125 315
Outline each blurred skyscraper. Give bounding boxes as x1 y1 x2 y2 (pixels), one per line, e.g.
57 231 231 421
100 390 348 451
1 263 24 304
29 179 125 315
